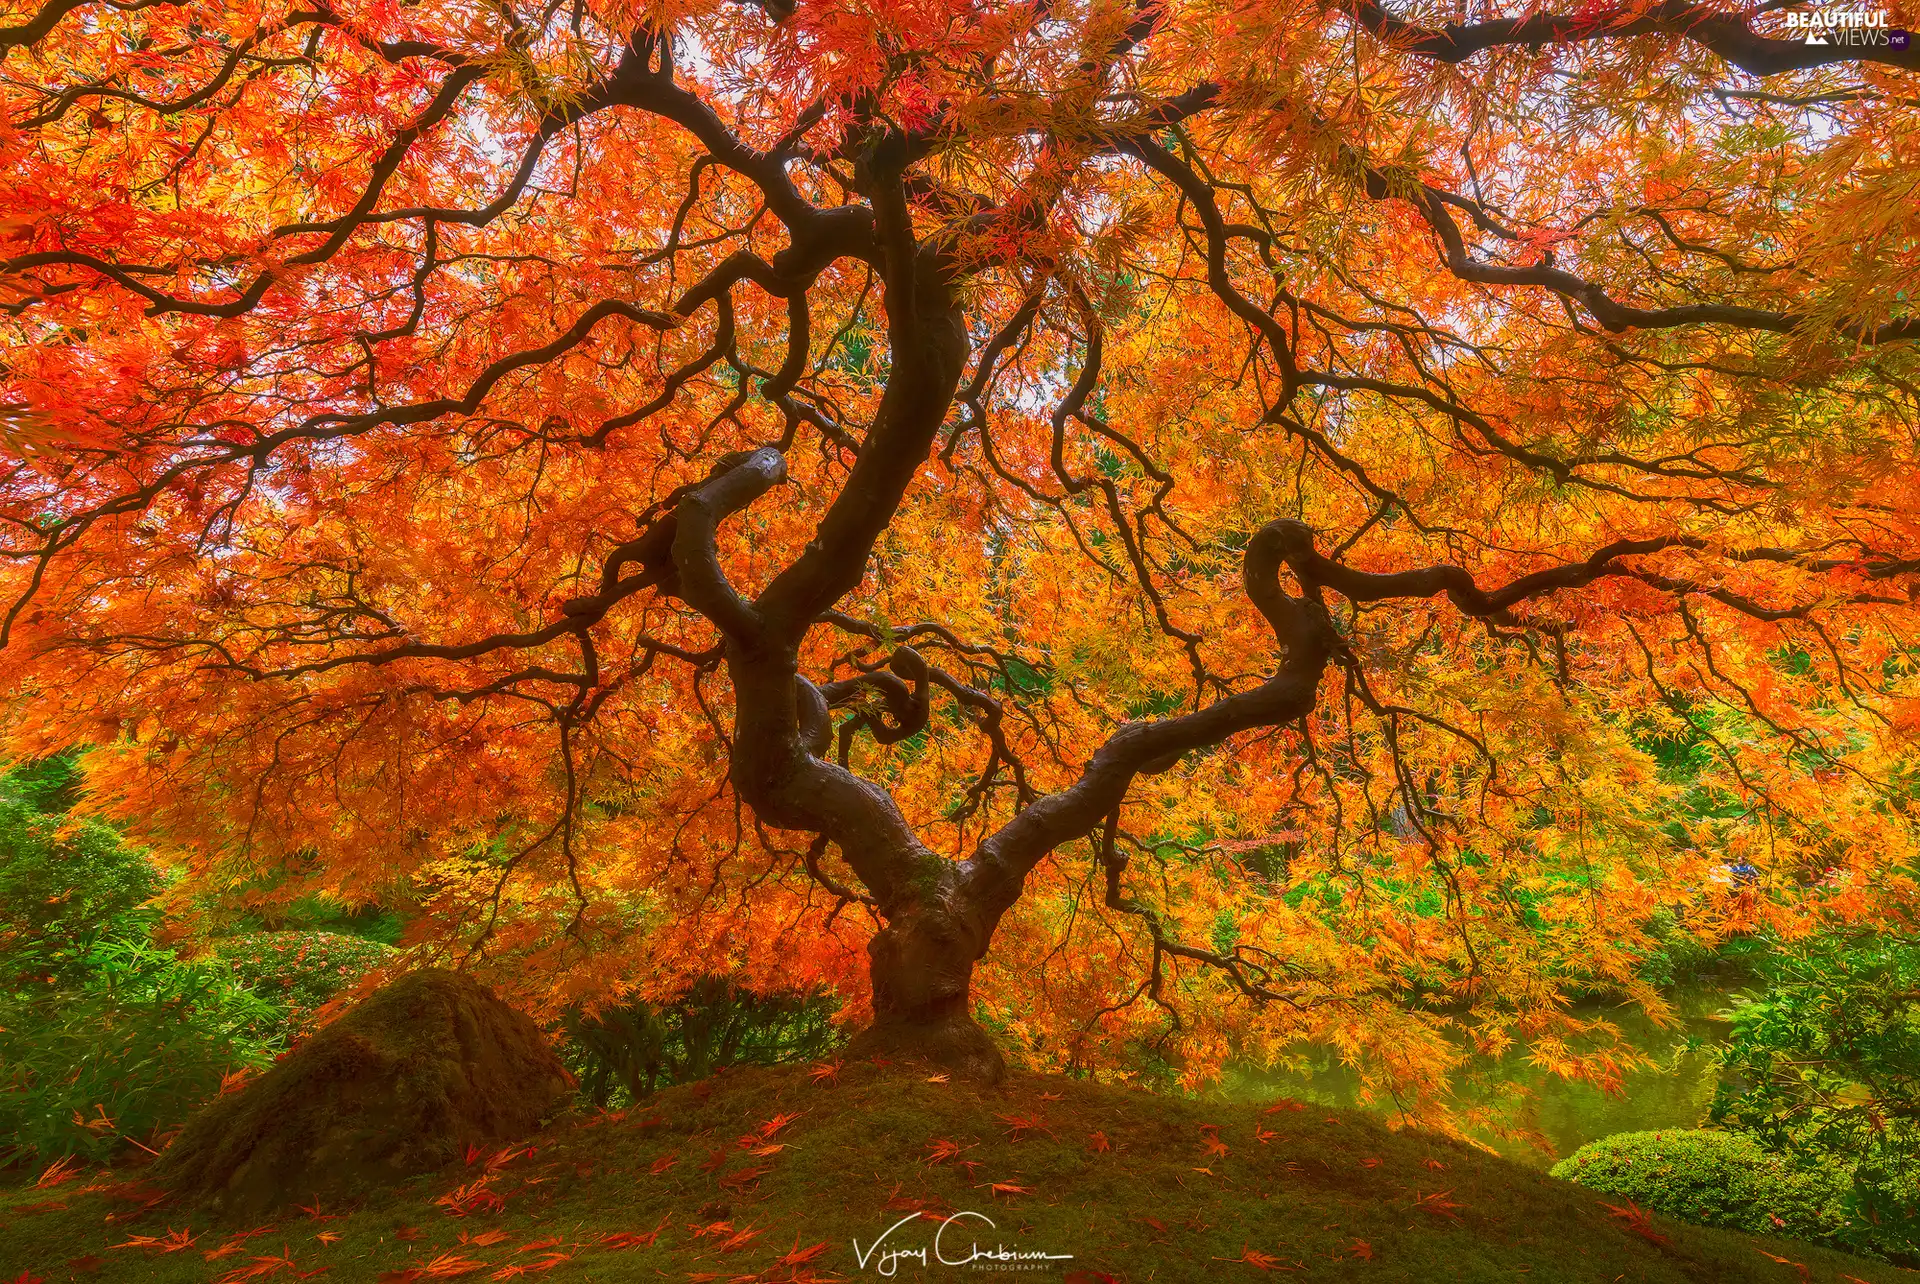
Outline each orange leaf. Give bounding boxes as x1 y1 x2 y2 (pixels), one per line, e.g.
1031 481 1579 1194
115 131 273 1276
1215 1245 1287 1270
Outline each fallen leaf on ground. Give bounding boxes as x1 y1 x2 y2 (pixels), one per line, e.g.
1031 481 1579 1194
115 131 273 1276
1214 1245 1288 1270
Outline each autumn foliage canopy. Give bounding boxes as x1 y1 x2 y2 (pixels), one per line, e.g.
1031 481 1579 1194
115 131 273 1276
1 0 1917 1108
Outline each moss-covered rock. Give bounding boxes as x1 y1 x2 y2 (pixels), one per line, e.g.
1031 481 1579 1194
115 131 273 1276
152 969 570 1217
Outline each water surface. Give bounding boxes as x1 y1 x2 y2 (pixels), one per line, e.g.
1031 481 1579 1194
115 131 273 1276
1229 987 1733 1167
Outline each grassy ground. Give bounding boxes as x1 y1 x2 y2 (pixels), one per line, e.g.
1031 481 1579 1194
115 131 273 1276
0 1059 1908 1284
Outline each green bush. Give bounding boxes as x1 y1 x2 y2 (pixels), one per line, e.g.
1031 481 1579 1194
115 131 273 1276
1551 1130 1853 1245
1710 930 1920 1264
0 758 280 1166
0 794 161 989
563 978 844 1106
213 930 394 1021
0 938 279 1166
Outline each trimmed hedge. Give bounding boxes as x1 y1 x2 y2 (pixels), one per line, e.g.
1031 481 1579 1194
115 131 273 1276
1551 1130 1851 1245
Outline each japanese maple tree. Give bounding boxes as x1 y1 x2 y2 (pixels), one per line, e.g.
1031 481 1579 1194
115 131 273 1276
1 0 1917 1103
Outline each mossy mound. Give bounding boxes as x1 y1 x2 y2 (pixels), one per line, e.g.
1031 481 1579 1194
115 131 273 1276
151 968 569 1218
7 1061 1906 1282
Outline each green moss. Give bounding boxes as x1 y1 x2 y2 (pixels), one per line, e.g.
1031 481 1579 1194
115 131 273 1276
1 1063 1902 1282
149 969 569 1219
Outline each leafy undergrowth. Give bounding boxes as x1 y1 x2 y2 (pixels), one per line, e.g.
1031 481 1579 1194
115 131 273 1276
0 1060 1909 1283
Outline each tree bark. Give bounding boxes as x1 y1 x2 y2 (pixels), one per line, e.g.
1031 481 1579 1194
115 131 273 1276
846 896 1006 1082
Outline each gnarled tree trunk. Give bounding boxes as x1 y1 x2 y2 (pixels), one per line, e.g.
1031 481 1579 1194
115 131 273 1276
847 899 1004 1081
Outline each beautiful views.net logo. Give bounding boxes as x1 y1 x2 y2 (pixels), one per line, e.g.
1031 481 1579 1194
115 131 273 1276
1780 5 1911 48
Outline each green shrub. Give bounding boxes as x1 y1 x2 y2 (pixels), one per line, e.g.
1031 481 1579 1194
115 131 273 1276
0 794 161 989
1710 930 1920 1264
1551 1130 1853 1245
562 978 844 1106
213 930 394 1021
0 939 279 1166
0 758 280 1166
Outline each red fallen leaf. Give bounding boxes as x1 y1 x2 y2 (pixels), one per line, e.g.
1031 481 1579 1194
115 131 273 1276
998 1113 1051 1140
1349 1238 1374 1260
689 1220 737 1240
1087 1130 1111 1153
1137 1215 1169 1236
774 1239 829 1267
1323 1117 1342 1126
807 1063 842 1086
1360 1157 1382 1169
1413 1189 1465 1222
983 1181 1032 1198
36 1155 83 1188
378 1251 488 1281
1214 1245 1287 1270
1603 1199 1672 1249
459 1228 510 1246
649 1149 680 1174
758 1111 805 1139
1752 1248 1809 1279
14 1200 68 1214
516 1237 563 1253
698 1147 730 1173
112 1227 198 1252
8 1271 45 1283
1038 1091 1064 1102
719 1163 770 1191
1422 1158 1447 1171
925 1138 967 1164
716 1225 762 1253
1262 1100 1307 1115
212 1248 311 1282
465 1142 485 1165
601 1217 668 1249
394 1226 422 1241
435 1178 505 1217
483 1145 535 1172
1201 1134 1229 1159
1254 1125 1278 1144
